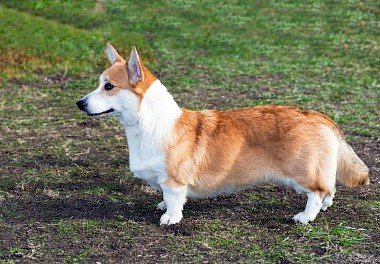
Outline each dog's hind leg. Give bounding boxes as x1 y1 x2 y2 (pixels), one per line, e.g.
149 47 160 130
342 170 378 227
293 166 336 223
318 127 339 212
293 191 324 224
320 155 337 212
321 188 335 211
293 127 339 223
292 167 334 224
292 162 336 224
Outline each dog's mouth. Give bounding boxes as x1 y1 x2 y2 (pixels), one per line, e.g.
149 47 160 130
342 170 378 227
87 108 115 117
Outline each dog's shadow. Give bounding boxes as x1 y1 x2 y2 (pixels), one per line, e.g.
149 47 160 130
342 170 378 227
2 181 305 227
2 181 161 225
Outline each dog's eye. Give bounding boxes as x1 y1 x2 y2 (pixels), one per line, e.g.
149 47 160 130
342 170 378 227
104 82 115 91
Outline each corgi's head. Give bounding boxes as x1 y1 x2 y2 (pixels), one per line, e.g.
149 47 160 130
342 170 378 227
76 43 156 125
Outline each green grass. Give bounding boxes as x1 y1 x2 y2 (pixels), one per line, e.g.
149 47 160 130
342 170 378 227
0 0 379 263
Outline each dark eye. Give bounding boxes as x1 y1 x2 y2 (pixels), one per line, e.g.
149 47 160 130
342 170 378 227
104 82 114 90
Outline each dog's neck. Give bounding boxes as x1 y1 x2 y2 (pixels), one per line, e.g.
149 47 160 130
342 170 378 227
119 80 182 149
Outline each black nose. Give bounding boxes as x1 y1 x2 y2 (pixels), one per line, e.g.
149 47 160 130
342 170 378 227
76 99 87 111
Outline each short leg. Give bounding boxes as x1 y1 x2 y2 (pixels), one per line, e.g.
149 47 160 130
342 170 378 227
321 189 335 211
293 192 324 224
159 184 187 225
156 201 166 211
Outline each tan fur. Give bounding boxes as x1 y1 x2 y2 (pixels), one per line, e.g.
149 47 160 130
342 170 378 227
102 52 156 98
130 64 157 95
165 106 368 197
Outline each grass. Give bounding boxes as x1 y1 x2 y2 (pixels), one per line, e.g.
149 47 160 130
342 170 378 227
0 0 379 263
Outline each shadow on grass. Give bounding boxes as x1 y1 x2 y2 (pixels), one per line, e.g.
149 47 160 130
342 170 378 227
1 182 160 225
2 180 304 228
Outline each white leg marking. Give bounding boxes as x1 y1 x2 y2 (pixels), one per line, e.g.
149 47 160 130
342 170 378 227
159 184 187 225
321 190 335 211
156 201 167 211
293 192 323 224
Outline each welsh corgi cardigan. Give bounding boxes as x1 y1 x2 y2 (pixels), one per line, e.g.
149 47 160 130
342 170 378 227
77 43 369 225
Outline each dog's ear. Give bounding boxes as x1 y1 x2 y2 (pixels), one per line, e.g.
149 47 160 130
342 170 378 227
128 46 144 85
106 42 125 64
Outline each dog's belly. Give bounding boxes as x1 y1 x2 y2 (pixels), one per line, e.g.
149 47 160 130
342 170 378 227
186 178 260 199
186 174 308 199
187 185 245 199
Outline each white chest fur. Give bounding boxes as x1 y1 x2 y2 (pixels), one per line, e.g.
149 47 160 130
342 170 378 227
124 125 166 190
119 80 182 190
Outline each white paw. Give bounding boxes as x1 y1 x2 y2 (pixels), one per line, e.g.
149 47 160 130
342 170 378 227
160 212 182 225
292 212 314 224
156 201 167 211
321 204 330 211
321 197 333 211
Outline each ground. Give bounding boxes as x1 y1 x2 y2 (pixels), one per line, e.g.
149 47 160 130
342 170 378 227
0 1 379 263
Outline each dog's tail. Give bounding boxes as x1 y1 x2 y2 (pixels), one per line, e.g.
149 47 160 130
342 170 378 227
336 140 369 188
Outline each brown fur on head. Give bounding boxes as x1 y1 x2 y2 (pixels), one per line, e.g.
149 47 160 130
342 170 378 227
104 43 156 96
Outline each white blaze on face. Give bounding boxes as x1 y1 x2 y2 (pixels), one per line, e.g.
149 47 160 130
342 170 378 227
79 75 140 125
80 76 110 115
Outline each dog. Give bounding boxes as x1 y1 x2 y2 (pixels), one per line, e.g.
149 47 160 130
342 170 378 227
77 43 369 225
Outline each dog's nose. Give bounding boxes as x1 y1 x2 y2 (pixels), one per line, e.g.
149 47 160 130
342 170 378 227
76 99 87 111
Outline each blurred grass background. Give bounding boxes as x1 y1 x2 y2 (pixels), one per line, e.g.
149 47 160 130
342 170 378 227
0 0 379 262
0 0 378 136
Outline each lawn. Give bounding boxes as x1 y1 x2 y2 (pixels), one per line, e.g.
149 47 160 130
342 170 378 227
0 0 379 263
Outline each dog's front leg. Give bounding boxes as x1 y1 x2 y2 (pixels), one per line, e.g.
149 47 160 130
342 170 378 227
159 183 187 225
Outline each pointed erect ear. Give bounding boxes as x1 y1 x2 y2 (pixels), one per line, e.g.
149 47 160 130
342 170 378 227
128 46 144 85
105 42 125 64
